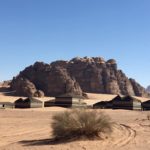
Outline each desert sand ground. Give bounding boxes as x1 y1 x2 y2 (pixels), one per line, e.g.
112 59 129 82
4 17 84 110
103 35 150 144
0 93 150 150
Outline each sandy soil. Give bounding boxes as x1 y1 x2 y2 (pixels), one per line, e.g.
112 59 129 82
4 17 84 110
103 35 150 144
0 93 150 150
0 94 54 103
0 92 149 104
0 108 150 150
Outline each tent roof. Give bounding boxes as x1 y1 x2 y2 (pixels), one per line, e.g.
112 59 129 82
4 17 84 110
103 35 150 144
122 96 141 102
93 101 110 106
111 95 141 102
15 97 42 103
111 95 122 102
142 100 150 104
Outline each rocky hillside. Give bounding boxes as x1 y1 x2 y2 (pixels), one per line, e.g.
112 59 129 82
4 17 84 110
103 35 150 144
146 86 150 93
11 57 149 97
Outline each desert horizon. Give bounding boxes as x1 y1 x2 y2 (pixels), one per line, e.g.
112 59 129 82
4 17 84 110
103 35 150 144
1 56 150 150
1 0 150 149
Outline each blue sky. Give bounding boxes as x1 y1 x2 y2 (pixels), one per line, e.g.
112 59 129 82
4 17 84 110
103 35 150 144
0 0 150 87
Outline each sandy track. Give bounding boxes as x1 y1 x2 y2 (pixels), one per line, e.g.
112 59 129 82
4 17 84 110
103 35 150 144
111 123 136 148
0 109 150 150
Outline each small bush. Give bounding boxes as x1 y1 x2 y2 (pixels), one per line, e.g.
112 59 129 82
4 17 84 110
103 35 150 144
52 109 112 140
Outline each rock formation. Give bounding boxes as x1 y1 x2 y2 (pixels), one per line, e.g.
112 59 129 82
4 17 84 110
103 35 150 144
129 79 148 97
11 62 82 97
10 57 149 97
146 86 150 93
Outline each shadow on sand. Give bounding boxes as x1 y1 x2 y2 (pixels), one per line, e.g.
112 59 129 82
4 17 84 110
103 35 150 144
19 137 80 146
19 135 102 147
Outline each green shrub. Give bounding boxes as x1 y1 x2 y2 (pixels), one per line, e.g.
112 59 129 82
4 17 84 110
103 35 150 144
52 109 112 140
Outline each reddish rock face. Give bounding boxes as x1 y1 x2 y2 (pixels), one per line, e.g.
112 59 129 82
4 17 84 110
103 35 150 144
11 62 83 97
11 78 38 97
10 57 149 97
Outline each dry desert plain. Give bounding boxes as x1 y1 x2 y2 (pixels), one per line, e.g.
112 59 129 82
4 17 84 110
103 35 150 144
0 93 150 150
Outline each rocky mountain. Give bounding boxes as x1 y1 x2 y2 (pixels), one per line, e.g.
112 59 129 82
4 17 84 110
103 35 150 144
11 62 82 97
10 57 149 97
146 86 150 93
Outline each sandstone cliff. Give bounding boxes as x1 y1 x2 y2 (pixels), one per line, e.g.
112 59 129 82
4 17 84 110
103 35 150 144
10 57 149 97
146 86 150 93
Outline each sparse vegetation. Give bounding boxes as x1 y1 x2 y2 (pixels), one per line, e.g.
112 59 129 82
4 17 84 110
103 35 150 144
52 109 112 140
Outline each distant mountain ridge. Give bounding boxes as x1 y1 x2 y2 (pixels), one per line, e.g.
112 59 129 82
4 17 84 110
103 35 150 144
10 56 150 97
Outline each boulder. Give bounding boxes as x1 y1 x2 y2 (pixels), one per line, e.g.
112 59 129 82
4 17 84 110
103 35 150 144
11 62 83 97
11 78 37 97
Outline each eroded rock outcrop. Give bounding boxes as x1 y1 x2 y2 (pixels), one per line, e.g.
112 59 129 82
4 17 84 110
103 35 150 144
146 86 150 93
11 62 82 97
11 57 149 97
130 79 149 97
11 78 43 97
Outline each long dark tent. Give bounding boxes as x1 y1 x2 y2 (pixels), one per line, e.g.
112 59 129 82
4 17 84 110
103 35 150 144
15 98 29 108
93 95 121 109
142 100 150 110
55 93 84 108
93 101 112 109
15 97 43 108
44 99 55 107
112 95 141 110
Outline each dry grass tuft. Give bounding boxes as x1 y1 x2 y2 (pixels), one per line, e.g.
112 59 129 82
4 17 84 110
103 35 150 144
52 109 112 140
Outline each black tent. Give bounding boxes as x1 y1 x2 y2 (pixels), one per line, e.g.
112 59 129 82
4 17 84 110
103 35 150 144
15 97 43 108
112 95 141 110
55 93 84 108
142 100 150 110
93 101 112 109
